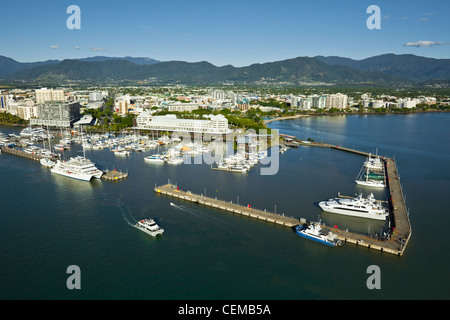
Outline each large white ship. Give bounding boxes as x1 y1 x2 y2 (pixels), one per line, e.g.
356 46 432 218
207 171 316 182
319 193 389 221
50 156 103 181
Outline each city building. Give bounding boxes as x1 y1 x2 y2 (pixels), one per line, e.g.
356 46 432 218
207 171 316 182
0 92 7 112
16 104 38 120
30 102 81 128
326 93 348 109
135 112 231 134
311 95 327 109
89 92 103 102
35 88 65 104
166 102 200 112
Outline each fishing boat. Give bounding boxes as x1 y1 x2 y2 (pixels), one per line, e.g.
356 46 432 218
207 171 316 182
319 193 389 220
295 222 341 247
135 218 164 236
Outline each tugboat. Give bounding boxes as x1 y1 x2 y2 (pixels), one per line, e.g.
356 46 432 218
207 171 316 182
295 222 341 247
135 218 164 236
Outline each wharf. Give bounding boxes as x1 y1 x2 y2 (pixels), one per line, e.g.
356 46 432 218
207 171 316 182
0 146 44 162
102 169 128 181
154 184 301 228
156 154 411 256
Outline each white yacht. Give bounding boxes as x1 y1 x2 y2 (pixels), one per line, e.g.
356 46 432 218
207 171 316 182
51 156 103 181
319 193 389 221
364 154 383 170
145 154 165 163
40 157 55 168
135 218 164 236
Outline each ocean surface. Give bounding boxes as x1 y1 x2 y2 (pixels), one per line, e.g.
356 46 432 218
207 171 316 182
0 112 449 300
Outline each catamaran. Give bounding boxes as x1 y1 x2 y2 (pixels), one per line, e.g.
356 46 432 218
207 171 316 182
135 218 164 236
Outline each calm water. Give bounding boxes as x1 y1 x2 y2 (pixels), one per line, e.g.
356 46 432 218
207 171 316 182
0 112 449 300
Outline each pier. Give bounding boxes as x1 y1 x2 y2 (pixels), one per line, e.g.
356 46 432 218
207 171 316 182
0 146 44 162
155 154 412 256
154 184 302 228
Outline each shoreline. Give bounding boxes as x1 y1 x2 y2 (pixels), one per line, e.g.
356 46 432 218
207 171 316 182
263 109 449 125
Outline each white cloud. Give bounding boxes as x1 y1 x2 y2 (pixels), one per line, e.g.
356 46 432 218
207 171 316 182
404 41 450 48
50 45 60 49
90 48 107 52
74 46 81 50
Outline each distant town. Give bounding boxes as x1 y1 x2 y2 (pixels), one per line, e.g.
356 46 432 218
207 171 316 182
0 86 449 133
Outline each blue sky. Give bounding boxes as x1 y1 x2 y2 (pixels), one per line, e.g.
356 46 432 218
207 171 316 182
1 0 449 66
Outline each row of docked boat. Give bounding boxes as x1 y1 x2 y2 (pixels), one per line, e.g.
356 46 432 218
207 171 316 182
355 153 386 188
295 153 390 247
212 150 267 173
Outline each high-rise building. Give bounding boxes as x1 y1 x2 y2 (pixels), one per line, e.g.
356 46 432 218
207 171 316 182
35 88 65 104
311 95 327 109
89 92 103 102
30 102 81 128
325 93 348 110
212 90 225 101
0 92 7 112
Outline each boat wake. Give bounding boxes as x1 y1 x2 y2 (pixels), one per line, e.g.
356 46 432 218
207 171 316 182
117 198 137 227
169 202 236 235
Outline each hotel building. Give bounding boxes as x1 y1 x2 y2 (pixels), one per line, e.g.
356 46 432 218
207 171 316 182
135 112 231 134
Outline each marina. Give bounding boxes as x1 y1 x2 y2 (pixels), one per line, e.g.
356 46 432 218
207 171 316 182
1 112 447 300
1 124 412 255
154 149 412 256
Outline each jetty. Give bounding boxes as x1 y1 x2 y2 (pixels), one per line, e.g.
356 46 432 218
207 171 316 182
154 184 302 227
155 154 412 256
0 146 44 162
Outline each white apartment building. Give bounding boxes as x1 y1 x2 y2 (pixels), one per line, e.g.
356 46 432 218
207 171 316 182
211 90 225 101
397 98 419 109
16 105 39 120
167 103 200 112
35 88 65 104
89 92 103 101
326 93 348 109
135 112 231 134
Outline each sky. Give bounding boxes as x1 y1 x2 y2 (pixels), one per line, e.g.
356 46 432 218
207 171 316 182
1 0 449 66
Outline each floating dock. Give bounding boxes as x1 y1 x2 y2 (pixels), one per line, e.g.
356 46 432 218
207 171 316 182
102 169 128 181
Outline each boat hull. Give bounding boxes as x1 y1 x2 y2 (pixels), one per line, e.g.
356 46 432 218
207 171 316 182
319 201 387 220
135 225 164 236
50 167 94 181
295 225 338 247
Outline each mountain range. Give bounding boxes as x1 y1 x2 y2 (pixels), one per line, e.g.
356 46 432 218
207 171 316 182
0 53 449 85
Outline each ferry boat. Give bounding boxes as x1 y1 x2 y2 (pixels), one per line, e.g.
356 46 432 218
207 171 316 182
319 193 389 221
295 222 341 247
50 156 103 181
135 218 164 236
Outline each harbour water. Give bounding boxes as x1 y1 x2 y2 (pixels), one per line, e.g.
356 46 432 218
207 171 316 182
0 112 449 300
